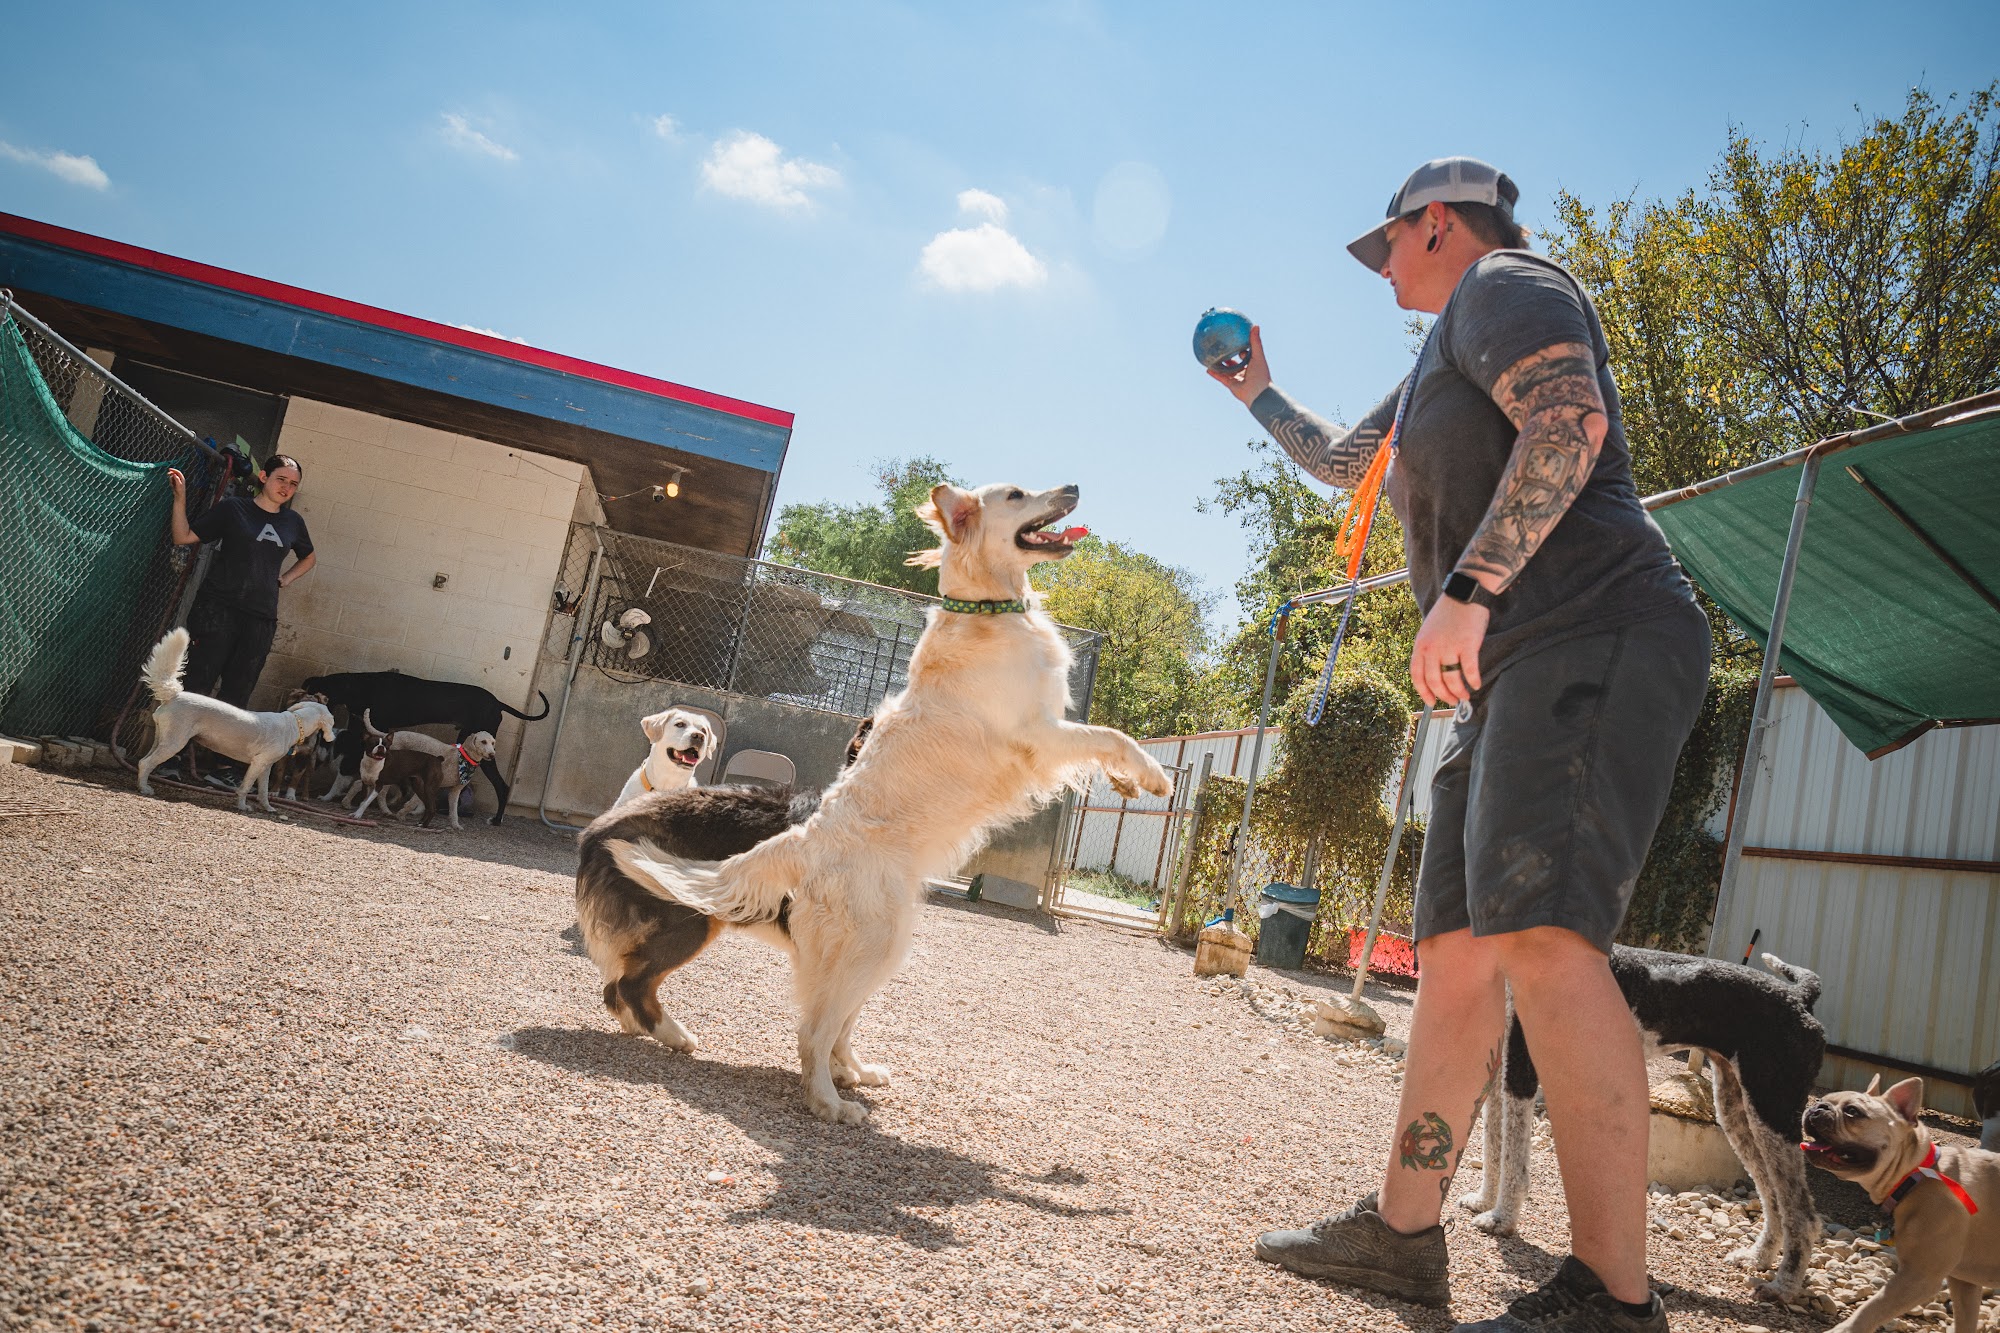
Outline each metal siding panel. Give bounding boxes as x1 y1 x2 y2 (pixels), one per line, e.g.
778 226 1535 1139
1931 875 1989 1072
1884 870 1943 1066
1974 890 2000 1073
1743 689 2000 857
1843 865 1897 1056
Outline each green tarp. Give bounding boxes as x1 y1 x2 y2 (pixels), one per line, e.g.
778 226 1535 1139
1650 408 2000 757
0 314 173 736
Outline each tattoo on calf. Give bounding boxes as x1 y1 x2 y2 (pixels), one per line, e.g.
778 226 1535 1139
1398 1111 1454 1173
1457 342 1607 591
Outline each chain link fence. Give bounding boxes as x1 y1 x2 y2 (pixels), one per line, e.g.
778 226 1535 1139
0 293 224 751
544 523 1102 721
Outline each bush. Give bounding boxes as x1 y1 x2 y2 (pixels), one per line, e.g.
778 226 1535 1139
1618 664 1758 953
1167 667 1423 964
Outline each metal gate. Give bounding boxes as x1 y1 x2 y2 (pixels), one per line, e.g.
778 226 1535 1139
1045 755 1207 929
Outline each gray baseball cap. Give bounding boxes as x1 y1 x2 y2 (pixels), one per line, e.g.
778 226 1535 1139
1347 157 1517 272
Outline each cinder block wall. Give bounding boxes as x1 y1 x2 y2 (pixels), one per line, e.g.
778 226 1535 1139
253 398 594 772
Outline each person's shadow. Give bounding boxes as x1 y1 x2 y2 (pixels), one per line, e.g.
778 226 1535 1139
508 1025 1125 1250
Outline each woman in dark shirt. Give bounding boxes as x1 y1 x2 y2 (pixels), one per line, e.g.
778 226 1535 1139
165 453 315 708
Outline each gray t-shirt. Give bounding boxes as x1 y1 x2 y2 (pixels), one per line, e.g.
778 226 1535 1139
1255 251 1693 676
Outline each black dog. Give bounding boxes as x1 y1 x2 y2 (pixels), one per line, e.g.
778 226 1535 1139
302 669 550 825
1461 947 1826 1299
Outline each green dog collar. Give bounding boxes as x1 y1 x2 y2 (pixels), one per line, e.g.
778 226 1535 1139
940 596 1028 615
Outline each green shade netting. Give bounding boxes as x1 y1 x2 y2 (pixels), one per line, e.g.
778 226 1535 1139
1652 409 2000 757
0 314 172 737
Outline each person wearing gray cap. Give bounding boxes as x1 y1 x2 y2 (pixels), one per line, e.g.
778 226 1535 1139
1210 157 1710 1332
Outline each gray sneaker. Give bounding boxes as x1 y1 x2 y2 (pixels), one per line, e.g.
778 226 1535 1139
1454 1256 1666 1332
1254 1192 1450 1307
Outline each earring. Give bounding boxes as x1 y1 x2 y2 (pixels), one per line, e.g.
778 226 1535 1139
1426 232 1440 253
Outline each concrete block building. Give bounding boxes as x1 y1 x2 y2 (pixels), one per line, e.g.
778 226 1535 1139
0 211 794 794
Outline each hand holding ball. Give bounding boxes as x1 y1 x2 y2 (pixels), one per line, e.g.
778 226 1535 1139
1192 308 1253 373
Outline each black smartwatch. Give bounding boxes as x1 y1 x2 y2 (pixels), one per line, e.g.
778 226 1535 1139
1443 571 1498 608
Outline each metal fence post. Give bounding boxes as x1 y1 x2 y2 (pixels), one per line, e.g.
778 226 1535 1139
1163 751 1214 933
1708 452 1823 957
1225 612 1287 916
538 539 604 832
1352 706 1434 999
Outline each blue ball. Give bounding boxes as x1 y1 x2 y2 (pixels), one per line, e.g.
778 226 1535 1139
1193 307 1253 372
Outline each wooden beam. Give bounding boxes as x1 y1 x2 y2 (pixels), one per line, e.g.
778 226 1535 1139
1742 845 2000 876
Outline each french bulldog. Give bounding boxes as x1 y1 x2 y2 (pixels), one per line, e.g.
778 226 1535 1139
1801 1076 1999 1333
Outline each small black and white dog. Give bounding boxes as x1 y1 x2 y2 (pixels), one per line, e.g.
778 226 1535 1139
1459 947 1825 1301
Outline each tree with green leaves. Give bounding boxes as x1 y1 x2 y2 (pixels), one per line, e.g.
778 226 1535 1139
1029 536 1224 736
1547 82 1999 655
765 456 963 595
1200 440 1421 720
769 457 1224 737
1549 82 2000 493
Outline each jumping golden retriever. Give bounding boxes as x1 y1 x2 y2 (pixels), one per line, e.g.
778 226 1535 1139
588 482 1171 1123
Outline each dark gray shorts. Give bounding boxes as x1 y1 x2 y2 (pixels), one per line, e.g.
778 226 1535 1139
1413 601 1711 953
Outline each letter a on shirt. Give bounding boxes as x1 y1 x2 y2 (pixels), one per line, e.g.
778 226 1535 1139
257 523 285 546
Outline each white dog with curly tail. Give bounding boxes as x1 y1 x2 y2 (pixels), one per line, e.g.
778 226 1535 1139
134 628 337 814
605 482 1172 1123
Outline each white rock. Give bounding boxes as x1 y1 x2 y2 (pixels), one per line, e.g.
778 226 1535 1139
687 1276 713 1297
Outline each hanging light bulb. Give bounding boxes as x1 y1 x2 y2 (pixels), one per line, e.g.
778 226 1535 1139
666 477 680 498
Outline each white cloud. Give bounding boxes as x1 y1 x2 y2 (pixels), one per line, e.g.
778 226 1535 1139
919 223 1048 293
700 131 839 210
440 113 518 163
0 141 109 190
650 114 681 142
956 188 1007 224
450 323 527 344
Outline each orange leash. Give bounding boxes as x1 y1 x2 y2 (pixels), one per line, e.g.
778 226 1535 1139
1334 437 1394 581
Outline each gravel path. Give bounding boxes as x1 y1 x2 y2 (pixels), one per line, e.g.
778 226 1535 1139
2 762 1991 1332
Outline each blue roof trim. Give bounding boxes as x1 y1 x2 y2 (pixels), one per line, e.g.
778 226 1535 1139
0 232 788 473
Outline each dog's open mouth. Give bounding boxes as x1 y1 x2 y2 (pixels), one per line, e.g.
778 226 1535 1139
668 745 703 769
1016 503 1088 555
1800 1136 1874 1169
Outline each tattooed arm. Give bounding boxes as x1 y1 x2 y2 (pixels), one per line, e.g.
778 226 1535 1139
1409 340 1608 706
1453 341 1609 593
1249 387 1387 491
1207 322 1392 490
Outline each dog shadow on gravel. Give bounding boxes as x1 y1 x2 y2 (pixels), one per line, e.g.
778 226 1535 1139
511 1026 1126 1249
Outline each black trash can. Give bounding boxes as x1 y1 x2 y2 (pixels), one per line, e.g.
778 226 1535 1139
1254 882 1320 970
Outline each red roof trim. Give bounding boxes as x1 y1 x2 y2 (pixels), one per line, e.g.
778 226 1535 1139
0 211 794 429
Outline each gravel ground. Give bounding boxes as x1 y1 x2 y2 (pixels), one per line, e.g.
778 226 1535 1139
2 761 1992 1332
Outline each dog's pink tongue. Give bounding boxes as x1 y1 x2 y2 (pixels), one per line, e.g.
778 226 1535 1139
1057 525 1088 542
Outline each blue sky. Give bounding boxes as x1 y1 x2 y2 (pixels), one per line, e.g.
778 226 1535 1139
4 1 1995 625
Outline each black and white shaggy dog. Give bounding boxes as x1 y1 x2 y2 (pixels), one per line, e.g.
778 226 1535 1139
304 669 550 823
577 715 872 1054
1460 947 1826 1301
577 783 824 1054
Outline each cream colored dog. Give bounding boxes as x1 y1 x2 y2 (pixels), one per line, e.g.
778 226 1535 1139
135 629 336 814
612 707 713 807
1802 1076 1998 1333
604 482 1170 1123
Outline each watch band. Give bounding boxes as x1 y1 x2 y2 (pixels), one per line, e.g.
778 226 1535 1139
1443 571 1496 607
